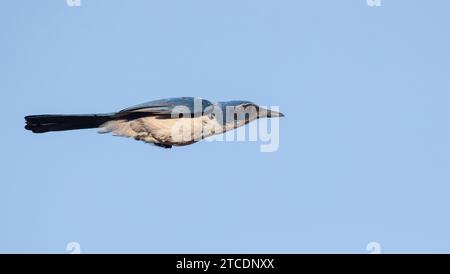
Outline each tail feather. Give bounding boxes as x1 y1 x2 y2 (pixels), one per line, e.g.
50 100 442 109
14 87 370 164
25 114 114 133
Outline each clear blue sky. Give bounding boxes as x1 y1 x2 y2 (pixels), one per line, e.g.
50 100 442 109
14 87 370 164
1 0 450 253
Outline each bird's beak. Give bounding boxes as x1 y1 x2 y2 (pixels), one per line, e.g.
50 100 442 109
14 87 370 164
259 108 285 118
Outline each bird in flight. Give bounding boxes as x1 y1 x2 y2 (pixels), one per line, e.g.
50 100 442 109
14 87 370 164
25 97 284 148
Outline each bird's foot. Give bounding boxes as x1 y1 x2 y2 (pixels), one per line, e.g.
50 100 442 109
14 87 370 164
154 143 173 149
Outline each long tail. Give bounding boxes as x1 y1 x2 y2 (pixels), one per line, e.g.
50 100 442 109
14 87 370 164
24 114 115 133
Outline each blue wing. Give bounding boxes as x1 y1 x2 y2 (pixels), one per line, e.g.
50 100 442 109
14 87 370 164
117 97 214 118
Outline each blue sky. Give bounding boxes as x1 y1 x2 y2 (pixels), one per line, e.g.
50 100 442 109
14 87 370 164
1 0 450 253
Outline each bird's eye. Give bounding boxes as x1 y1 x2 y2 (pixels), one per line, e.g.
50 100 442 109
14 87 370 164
208 113 215 119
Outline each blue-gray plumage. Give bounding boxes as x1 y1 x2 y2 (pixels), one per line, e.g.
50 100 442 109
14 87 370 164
25 97 284 148
118 97 215 117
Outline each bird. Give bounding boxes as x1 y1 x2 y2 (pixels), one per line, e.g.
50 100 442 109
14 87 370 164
24 97 284 148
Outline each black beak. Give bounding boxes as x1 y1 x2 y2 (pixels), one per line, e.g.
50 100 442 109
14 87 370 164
258 108 285 118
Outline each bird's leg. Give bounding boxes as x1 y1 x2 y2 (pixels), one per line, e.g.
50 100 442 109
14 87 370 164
154 143 173 149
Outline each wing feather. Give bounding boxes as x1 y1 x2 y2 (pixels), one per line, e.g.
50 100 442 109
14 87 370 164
117 97 214 118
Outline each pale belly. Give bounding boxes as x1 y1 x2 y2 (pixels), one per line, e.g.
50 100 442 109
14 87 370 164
99 115 224 146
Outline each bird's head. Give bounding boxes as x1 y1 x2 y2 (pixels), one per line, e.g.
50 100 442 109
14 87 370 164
215 100 284 127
